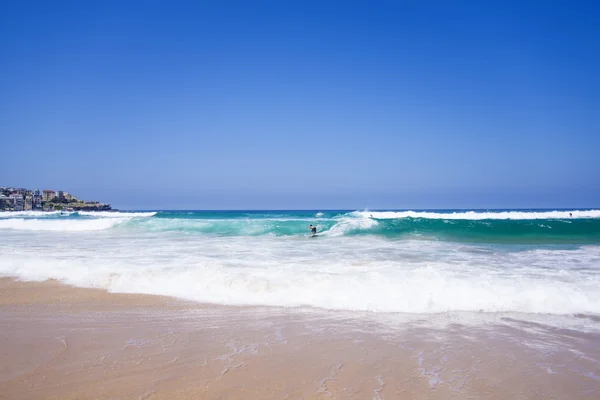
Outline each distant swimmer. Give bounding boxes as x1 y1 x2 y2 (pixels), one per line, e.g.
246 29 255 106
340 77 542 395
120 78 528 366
570 213 573 217
309 224 317 235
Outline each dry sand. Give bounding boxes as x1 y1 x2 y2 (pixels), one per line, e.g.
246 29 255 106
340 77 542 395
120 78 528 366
1 278 599 399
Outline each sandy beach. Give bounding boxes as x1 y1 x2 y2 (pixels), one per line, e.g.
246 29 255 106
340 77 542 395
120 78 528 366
1 278 598 399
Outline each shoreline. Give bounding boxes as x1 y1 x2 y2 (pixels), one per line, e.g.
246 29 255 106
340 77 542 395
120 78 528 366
1 278 599 399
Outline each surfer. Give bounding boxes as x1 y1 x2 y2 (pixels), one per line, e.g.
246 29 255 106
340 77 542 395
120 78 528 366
309 224 317 235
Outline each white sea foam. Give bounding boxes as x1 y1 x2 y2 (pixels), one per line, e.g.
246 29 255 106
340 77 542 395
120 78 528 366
0 210 154 231
0 211 63 218
323 216 378 236
354 210 600 220
0 218 128 231
77 211 157 218
1 230 599 318
0 210 155 221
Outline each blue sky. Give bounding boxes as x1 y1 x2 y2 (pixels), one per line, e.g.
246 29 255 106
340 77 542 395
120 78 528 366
1 1 599 209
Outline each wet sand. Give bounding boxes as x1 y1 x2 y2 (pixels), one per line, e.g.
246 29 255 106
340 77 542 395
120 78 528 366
1 278 599 399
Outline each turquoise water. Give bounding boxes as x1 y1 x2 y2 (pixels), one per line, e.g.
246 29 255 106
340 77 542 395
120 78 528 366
2 209 600 244
1 208 600 315
128 209 600 244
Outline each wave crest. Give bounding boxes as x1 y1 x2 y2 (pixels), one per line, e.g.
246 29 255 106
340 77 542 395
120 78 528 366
76 211 157 218
322 217 378 237
0 211 63 218
0 218 129 231
354 210 600 220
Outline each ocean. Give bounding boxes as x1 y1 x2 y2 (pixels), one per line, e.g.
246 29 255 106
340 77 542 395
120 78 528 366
2 208 600 398
1 209 599 319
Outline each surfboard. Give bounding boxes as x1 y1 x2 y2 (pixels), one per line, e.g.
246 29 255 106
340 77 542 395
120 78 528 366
310 234 319 238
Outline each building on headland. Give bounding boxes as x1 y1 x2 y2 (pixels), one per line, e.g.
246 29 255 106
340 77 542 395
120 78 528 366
10 194 24 211
1 186 112 212
57 191 76 201
33 193 42 210
24 195 33 211
42 190 56 202
63 192 76 201
0 195 9 210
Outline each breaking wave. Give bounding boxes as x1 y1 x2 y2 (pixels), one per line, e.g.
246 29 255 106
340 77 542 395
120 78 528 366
1 238 599 316
0 209 599 243
352 210 600 220
1 209 600 320
0 218 129 231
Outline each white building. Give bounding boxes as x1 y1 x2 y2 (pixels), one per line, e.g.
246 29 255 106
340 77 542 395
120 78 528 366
42 190 56 202
24 195 33 211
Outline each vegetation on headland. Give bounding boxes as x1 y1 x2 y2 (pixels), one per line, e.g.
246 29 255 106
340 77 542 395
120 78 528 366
46 197 111 211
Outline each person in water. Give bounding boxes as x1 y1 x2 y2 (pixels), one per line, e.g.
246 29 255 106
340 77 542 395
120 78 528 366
309 224 317 235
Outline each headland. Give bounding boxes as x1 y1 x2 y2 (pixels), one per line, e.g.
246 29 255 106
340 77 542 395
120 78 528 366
0 186 113 212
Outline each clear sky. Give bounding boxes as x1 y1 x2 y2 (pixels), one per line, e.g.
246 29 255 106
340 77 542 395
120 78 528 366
1 0 599 210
